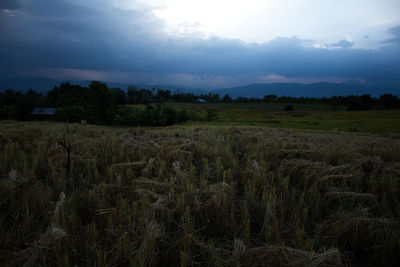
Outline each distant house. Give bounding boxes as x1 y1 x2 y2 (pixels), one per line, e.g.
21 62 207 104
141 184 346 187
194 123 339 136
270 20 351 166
196 98 207 103
30 107 56 115
30 107 56 120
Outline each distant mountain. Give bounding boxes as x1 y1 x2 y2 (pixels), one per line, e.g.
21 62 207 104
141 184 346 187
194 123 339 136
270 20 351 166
0 78 137 93
0 77 207 95
213 82 400 98
1 77 399 98
68 81 207 95
134 84 207 95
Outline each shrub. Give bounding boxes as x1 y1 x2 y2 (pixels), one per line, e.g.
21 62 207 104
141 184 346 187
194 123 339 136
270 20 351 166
115 106 140 126
115 105 190 126
206 109 218 121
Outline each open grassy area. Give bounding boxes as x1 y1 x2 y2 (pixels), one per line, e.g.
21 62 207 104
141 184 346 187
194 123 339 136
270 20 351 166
170 102 336 112
168 102 400 134
1 121 399 266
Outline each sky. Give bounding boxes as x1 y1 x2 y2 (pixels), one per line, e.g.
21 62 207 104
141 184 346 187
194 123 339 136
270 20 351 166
0 0 400 89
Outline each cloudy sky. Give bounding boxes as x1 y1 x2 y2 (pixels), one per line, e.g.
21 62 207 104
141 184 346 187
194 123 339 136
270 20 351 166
1 0 400 89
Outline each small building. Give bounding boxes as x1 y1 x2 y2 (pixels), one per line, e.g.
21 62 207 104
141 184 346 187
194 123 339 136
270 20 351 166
30 107 56 115
30 107 56 120
196 98 207 103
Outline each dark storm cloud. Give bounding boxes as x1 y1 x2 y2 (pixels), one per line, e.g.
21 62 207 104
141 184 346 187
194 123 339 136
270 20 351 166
0 0 164 72
0 0 23 9
0 0 400 88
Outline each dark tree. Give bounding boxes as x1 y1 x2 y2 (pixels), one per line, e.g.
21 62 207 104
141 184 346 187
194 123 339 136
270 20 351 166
88 81 115 124
264 95 277 102
359 94 374 110
346 94 375 111
156 89 172 100
47 83 88 107
127 86 153 104
111 88 128 105
380 94 399 109
222 94 232 103
16 94 35 120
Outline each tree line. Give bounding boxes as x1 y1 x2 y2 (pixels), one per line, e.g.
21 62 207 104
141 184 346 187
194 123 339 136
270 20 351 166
1 81 400 123
0 82 199 125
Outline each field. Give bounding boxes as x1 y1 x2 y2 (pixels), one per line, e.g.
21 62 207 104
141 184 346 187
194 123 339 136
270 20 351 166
169 102 400 134
1 120 399 266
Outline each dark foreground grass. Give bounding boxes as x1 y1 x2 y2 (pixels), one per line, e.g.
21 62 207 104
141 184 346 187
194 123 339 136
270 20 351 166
0 121 399 266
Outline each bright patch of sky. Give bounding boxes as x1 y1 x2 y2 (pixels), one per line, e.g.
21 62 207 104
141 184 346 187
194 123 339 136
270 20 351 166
109 0 400 49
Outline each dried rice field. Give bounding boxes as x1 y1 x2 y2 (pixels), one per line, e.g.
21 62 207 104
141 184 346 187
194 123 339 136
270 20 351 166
0 121 399 266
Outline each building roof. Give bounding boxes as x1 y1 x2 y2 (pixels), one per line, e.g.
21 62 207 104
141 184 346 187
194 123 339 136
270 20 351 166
30 107 56 115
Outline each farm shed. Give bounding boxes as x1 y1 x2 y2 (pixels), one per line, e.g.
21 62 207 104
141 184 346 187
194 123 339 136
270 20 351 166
30 107 56 120
196 98 207 103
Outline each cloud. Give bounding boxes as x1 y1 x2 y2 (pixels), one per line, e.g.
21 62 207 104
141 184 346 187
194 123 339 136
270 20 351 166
327 39 354 49
256 74 349 84
0 0 399 89
28 68 134 83
382 26 400 45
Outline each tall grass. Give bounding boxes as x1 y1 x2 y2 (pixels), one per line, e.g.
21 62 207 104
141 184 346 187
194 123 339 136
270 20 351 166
0 121 399 266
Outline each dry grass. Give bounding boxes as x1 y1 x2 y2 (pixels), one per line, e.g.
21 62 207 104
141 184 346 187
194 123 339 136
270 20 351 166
0 121 399 266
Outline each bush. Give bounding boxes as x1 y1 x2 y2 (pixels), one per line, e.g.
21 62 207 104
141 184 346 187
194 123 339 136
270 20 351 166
176 109 189 123
115 106 140 126
157 105 177 126
115 105 190 127
205 109 218 121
